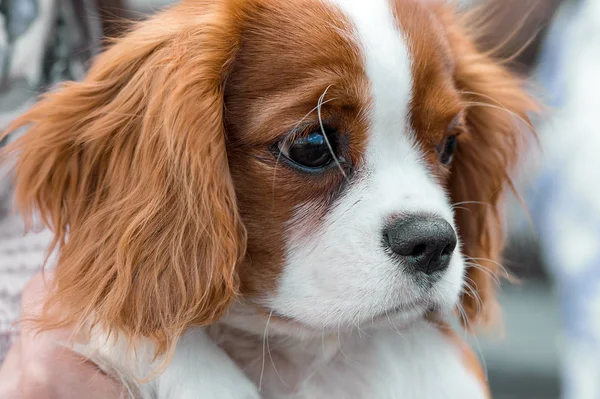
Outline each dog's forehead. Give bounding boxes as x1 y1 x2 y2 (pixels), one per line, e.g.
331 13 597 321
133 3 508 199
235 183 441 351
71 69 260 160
329 0 417 167
327 0 463 154
227 0 461 154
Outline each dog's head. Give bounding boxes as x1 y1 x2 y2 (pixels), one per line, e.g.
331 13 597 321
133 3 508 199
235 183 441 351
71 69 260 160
2 0 536 354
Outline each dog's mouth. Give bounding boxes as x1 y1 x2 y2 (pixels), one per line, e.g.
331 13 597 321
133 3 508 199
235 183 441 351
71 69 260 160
264 300 433 334
245 293 444 337
369 299 432 322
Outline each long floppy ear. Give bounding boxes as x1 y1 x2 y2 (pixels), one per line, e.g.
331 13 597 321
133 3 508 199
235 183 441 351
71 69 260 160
1 2 246 355
436 5 539 327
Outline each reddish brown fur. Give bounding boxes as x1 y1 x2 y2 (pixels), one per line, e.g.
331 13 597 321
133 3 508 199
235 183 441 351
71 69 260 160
435 4 539 326
391 0 466 172
2 1 248 355
393 0 538 328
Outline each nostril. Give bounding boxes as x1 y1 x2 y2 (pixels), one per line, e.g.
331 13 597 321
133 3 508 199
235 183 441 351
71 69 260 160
410 243 427 257
441 244 454 257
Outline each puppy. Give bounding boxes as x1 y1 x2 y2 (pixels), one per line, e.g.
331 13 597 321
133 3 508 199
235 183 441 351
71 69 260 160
2 0 537 397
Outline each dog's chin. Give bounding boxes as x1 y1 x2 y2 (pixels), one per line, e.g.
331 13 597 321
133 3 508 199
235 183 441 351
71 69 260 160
361 292 461 332
264 302 436 340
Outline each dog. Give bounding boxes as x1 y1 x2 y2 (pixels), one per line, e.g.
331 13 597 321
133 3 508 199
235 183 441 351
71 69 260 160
1 0 537 397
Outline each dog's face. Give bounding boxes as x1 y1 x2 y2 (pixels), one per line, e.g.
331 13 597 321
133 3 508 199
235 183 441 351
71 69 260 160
3 0 536 353
227 0 468 333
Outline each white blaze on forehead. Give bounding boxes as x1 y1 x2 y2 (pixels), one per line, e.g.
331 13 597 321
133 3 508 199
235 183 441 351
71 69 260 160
328 0 446 215
328 0 418 167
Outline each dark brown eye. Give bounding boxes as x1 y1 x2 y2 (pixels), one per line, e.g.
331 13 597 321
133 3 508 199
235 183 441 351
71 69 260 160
278 129 336 169
438 135 457 165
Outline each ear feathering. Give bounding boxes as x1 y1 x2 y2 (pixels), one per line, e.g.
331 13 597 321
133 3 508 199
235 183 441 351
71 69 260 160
0 1 247 356
435 4 540 328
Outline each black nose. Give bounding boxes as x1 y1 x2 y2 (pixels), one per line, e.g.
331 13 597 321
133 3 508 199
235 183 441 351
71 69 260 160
383 215 457 275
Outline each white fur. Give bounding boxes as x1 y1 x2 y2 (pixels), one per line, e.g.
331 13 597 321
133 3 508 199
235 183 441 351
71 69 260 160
92 321 485 399
153 331 261 399
81 329 260 399
82 0 480 397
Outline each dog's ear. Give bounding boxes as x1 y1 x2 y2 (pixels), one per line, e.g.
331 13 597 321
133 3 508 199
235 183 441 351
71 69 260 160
435 4 539 327
1 2 246 355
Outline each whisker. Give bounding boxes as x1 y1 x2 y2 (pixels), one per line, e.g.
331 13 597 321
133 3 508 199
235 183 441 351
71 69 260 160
266 314 288 388
475 2 539 61
317 85 348 182
462 100 534 132
461 91 525 120
336 319 356 364
271 150 284 208
356 320 363 339
466 256 510 280
456 301 469 341
350 311 367 339
357 322 370 339
462 277 483 316
293 97 339 132
385 309 404 337
451 206 471 213
464 262 501 287
468 323 489 382
498 24 547 67
451 200 492 209
259 310 274 392
457 301 489 382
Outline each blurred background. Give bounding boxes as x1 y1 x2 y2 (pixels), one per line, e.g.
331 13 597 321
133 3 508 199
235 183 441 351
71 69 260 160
1 0 599 398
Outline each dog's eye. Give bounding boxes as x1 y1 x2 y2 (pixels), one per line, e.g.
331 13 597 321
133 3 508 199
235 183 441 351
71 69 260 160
278 129 335 169
438 135 457 165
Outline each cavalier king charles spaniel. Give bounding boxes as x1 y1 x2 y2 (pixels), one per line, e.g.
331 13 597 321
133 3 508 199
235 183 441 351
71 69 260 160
1 0 537 397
